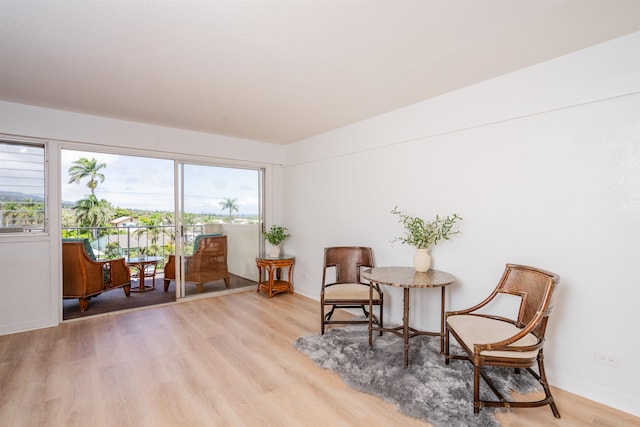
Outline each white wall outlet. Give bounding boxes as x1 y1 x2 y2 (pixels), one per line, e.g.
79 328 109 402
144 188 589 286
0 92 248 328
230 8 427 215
593 351 620 368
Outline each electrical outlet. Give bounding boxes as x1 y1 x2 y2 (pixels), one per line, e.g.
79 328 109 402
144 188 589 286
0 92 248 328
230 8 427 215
594 352 620 368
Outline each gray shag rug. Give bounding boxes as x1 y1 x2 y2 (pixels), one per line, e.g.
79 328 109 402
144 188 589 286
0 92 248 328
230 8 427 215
294 325 542 427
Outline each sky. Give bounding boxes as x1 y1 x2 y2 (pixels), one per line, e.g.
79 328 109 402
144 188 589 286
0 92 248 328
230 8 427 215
61 150 261 214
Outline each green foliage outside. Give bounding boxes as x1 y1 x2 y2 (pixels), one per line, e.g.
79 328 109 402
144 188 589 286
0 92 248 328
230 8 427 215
63 157 257 264
0 199 45 228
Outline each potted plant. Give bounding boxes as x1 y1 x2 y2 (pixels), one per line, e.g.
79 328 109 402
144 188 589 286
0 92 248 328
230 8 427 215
263 225 291 257
391 206 462 272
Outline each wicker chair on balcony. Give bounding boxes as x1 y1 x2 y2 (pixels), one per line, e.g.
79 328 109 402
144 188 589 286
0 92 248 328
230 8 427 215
164 234 230 293
62 239 131 312
444 263 561 418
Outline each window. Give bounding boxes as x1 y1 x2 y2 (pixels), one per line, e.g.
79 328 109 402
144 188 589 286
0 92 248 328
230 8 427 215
0 140 46 233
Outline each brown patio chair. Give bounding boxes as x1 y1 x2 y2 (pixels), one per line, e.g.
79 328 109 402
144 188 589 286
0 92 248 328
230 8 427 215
164 234 230 293
444 263 561 418
62 240 131 312
320 246 383 334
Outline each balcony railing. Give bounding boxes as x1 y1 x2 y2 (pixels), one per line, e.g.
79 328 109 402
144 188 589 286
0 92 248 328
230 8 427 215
61 224 208 264
63 222 261 281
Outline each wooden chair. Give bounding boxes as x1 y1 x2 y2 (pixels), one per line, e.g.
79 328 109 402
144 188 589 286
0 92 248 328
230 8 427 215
444 263 561 418
320 246 383 334
164 234 230 293
62 240 131 312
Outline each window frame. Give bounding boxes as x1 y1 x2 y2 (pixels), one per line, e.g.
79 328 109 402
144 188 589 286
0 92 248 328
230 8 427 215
0 138 48 235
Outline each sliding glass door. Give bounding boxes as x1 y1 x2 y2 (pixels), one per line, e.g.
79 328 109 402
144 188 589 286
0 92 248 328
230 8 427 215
176 162 263 298
61 148 264 318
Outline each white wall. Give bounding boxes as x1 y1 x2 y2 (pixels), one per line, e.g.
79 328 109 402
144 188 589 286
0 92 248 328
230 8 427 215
0 104 285 335
283 32 640 417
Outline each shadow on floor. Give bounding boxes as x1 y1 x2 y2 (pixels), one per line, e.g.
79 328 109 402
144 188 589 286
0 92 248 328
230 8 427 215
63 273 257 320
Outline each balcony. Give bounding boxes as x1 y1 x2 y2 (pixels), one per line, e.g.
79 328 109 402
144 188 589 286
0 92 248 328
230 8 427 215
62 222 260 280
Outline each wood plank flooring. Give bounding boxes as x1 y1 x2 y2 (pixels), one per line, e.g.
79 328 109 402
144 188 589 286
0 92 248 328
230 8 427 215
1 291 638 427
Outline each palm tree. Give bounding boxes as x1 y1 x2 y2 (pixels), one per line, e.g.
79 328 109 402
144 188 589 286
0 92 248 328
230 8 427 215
73 195 114 238
219 197 239 222
135 215 165 255
68 157 107 196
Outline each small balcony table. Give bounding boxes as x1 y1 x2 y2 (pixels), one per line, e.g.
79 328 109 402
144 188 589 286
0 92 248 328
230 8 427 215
125 256 163 292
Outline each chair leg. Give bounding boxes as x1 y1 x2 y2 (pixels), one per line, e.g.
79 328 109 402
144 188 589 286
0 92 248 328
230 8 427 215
379 299 383 336
538 353 561 418
78 298 90 312
360 303 384 336
123 284 131 296
224 277 230 288
360 304 370 319
164 279 171 292
320 302 327 335
473 365 481 414
444 327 450 365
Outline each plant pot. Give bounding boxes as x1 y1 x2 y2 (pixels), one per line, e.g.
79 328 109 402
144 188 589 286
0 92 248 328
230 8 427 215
268 244 281 258
413 248 431 272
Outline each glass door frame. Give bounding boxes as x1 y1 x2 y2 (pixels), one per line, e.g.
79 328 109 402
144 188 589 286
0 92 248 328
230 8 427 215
173 159 266 300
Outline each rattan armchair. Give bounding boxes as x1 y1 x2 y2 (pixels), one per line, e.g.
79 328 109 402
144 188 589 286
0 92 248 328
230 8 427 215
320 246 383 334
62 240 131 312
444 263 561 418
164 234 230 293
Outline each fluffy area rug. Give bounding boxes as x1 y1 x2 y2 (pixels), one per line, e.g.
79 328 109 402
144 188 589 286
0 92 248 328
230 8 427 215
294 325 542 427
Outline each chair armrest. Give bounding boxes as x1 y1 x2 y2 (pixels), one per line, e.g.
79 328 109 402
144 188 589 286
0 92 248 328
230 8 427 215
66 257 105 296
445 289 501 319
164 255 176 280
164 254 194 280
106 258 130 288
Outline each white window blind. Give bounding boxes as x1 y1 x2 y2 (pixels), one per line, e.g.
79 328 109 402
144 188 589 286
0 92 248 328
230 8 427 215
0 140 46 233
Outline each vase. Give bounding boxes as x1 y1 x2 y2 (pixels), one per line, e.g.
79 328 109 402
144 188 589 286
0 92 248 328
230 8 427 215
268 244 281 258
413 248 431 272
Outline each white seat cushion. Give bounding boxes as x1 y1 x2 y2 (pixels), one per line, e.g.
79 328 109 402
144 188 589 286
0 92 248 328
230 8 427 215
324 283 380 300
447 314 539 359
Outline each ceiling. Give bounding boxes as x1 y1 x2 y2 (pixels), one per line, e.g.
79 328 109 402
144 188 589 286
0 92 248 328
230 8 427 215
1 1 640 145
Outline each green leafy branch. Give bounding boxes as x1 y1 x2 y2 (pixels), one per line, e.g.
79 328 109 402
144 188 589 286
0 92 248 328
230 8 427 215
391 206 462 249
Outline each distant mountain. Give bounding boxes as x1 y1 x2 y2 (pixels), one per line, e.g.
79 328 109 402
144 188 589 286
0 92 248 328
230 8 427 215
0 191 44 202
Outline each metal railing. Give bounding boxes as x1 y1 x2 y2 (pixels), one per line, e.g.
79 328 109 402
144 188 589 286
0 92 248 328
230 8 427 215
61 224 208 264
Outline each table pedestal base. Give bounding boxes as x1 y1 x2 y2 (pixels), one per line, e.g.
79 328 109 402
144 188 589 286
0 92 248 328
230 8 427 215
369 286 446 368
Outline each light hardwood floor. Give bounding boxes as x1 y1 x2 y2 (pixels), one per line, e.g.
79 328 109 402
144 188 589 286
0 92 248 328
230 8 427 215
1 291 638 427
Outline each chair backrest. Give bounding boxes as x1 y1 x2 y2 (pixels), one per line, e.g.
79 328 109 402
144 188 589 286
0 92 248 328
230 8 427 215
496 264 560 338
62 241 104 294
193 233 223 253
195 234 227 256
62 238 97 260
323 246 374 285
